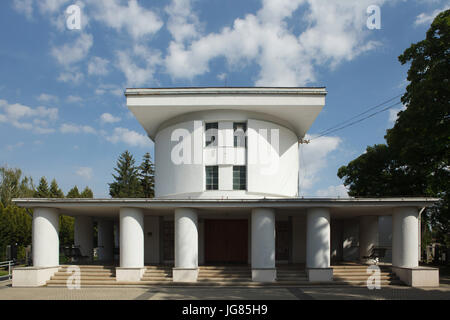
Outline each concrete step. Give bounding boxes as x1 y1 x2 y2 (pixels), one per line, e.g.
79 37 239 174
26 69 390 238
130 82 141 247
199 266 250 270
334 276 398 281
142 272 172 275
333 271 393 275
59 265 115 269
141 278 172 282
50 276 116 281
198 276 252 280
47 280 119 286
54 272 115 277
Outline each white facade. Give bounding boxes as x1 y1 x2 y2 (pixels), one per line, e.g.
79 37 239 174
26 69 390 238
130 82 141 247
11 88 440 287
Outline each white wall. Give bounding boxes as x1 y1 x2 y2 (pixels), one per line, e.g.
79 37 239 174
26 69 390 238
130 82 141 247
144 216 160 264
155 112 299 199
155 120 204 197
247 119 299 197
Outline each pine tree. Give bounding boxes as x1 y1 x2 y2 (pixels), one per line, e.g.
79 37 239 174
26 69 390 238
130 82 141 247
80 187 94 198
66 186 81 198
139 152 155 198
49 179 64 198
34 177 49 198
109 151 144 198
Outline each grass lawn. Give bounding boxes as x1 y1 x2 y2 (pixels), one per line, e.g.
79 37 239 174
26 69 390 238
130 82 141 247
0 270 9 277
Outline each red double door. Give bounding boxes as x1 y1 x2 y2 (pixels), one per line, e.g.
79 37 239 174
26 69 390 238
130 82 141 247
204 219 248 264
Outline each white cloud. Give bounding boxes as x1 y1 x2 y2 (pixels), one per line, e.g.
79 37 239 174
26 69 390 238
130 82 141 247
88 57 110 76
76 167 93 180
0 99 58 134
37 0 70 13
388 105 406 124
415 4 450 26
165 0 387 86
165 0 201 43
37 93 59 103
60 123 96 134
116 45 162 86
95 84 123 97
315 184 350 198
299 134 342 192
107 127 152 148
67 95 83 103
57 70 84 84
6 141 25 151
87 0 163 40
51 33 93 66
100 113 121 124
13 0 34 20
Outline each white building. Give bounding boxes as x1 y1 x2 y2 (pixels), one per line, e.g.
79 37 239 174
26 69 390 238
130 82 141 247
13 87 439 287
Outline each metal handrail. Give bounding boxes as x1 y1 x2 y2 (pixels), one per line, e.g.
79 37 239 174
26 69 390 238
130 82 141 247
0 260 15 280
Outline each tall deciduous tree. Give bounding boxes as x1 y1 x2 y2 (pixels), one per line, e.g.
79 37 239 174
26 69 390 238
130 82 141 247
0 166 34 207
338 10 450 247
139 152 155 198
109 151 144 198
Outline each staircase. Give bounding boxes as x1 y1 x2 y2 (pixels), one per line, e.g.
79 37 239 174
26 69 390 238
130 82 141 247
46 265 117 286
197 266 252 285
276 265 308 284
140 265 173 284
332 265 403 286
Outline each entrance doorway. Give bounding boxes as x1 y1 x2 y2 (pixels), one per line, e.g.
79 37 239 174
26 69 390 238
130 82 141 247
204 219 248 264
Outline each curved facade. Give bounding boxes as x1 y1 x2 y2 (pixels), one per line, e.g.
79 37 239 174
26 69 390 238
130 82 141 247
154 110 299 199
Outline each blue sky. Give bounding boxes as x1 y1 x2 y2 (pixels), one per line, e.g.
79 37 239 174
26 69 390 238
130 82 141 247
0 0 448 198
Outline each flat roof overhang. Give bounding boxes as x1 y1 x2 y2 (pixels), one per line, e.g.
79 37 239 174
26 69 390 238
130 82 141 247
13 197 439 219
125 87 327 140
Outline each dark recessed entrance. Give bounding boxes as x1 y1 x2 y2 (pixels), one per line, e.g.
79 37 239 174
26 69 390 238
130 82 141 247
205 219 248 264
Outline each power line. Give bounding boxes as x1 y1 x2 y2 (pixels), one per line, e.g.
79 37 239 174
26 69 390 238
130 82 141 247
311 101 403 141
315 94 403 138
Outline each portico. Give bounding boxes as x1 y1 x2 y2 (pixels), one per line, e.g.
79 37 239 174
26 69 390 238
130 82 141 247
10 87 441 287
12 197 438 287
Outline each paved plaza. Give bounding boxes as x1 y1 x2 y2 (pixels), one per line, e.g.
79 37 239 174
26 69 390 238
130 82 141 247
0 277 449 300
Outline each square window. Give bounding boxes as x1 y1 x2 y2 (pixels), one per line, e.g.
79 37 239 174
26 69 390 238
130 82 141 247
233 123 247 148
205 166 218 190
233 166 247 190
205 123 218 147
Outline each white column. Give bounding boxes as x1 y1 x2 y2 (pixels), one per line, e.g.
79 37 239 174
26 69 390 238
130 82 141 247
74 216 93 261
32 208 60 267
251 208 276 282
98 220 114 262
306 208 332 281
392 207 419 268
120 208 144 268
116 208 144 282
359 216 379 261
174 208 198 282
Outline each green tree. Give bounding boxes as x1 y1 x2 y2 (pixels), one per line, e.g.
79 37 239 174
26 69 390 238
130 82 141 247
0 166 34 207
34 177 50 198
109 151 144 198
66 186 81 198
139 152 155 198
338 10 450 247
0 205 32 260
49 179 64 198
59 215 74 247
80 187 94 198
